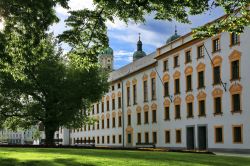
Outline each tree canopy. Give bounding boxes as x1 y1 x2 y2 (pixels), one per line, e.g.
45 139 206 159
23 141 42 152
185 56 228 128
91 0 250 37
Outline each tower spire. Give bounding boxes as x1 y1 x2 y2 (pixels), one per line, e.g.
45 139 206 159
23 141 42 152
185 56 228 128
175 25 177 35
137 33 142 51
133 33 146 61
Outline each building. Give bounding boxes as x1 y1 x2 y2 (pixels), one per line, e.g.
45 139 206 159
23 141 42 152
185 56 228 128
63 18 250 153
0 127 38 145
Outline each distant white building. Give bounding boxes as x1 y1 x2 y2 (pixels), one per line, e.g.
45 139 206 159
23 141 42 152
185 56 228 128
0 127 38 145
60 16 250 153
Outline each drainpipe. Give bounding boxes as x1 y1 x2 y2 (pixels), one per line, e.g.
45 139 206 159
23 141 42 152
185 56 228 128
121 80 125 148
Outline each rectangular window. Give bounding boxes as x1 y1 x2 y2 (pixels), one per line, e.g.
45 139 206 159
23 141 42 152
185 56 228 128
97 120 100 130
165 130 170 143
151 78 156 100
197 45 204 59
118 96 121 109
187 102 193 118
112 85 115 91
107 136 110 144
185 50 191 63
106 100 110 111
164 82 169 97
199 100 206 116
175 105 181 119
163 60 169 71
231 32 240 46
232 94 241 112
213 38 220 52
102 119 104 129
213 66 221 85
145 132 149 143
144 111 149 124
233 125 242 143
176 130 181 143
175 78 180 94
118 116 122 127
112 98 115 110
143 80 148 102
96 103 99 114
214 97 222 114
152 110 157 123
153 132 157 144
174 55 179 68
133 84 137 105
107 119 110 128
119 135 122 144
102 102 104 113
198 71 205 89
127 133 131 144
137 133 141 144
127 87 130 106
118 83 121 89
102 136 104 144
112 117 116 128
215 126 223 143
137 112 141 125
112 135 115 144
127 114 131 126
186 75 192 92
231 60 240 80
97 136 100 144
164 107 170 120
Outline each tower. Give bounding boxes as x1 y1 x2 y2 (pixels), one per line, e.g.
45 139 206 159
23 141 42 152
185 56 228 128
166 25 180 44
98 46 114 71
133 33 146 61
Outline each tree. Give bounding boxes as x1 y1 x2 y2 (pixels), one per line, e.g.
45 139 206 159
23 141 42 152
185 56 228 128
92 0 250 37
0 33 109 145
0 1 110 145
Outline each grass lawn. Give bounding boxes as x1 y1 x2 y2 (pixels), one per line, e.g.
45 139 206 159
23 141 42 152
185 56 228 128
0 148 249 166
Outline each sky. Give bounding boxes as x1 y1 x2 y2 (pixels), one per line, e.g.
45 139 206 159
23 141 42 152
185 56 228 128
51 0 225 69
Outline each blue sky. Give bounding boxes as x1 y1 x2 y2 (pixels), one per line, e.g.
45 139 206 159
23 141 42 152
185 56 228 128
52 0 224 69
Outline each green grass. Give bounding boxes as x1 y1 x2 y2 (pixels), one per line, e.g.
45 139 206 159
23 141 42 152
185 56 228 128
0 148 249 166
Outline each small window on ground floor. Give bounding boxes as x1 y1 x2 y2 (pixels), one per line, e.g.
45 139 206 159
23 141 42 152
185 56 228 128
215 126 223 143
153 132 157 144
176 129 181 143
119 135 122 144
233 125 243 143
165 130 170 144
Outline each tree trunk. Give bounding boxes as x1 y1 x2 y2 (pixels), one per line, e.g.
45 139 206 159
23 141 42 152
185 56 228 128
44 124 56 146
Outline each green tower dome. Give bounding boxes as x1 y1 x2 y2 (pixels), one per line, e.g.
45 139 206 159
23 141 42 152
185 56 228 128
102 46 113 56
166 26 180 44
133 33 146 61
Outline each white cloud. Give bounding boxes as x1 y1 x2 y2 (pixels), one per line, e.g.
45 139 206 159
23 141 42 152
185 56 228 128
109 22 165 48
55 0 95 16
114 50 133 63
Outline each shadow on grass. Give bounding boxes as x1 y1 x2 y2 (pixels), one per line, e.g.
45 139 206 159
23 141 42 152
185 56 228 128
0 158 96 166
1 148 250 166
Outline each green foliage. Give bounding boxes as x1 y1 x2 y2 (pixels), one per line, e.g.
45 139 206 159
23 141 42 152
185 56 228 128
58 9 109 62
0 33 109 143
0 0 109 144
33 129 42 141
92 0 250 37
